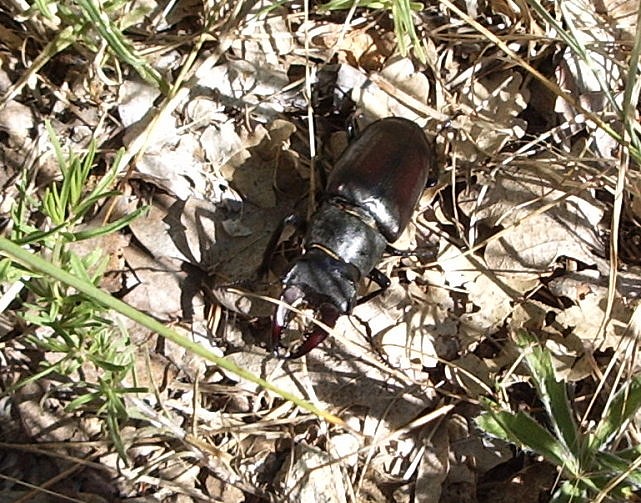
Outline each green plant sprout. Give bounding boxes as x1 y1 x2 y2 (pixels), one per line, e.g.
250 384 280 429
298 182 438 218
319 0 427 62
477 330 641 502
2 123 145 460
0 123 345 464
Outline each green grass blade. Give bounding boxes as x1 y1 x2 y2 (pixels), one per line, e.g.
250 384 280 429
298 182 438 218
75 0 167 91
68 206 147 241
477 408 576 472
590 375 641 451
391 0 425 61
621 4 641 154
550 481 589 503
15 223 72 246
595 451 641 487
0 26 79 107
516 330 580 457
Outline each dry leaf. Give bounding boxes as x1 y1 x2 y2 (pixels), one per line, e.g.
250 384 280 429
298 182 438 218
278 445 348 503
554 288 629 345
117 79 160 128
349 57 433 121
415 422 450 503
446 354 492 397
0 100 34 148
459 165 606 280
439 244 515 338
452 71 528 162
121 245 192 320
129 193 219 265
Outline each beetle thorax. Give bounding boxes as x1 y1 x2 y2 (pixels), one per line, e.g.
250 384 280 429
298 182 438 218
304 201 388 278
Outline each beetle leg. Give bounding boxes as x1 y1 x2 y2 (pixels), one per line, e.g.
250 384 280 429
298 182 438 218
355 268 391 306
385 245 438 261
258 214 306 277
369 267 391 289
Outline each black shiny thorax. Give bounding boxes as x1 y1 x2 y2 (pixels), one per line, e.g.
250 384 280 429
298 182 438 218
305 198 388 281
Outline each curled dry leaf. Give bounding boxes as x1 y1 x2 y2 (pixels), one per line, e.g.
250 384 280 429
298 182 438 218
205 475 245 503
210 286 263 317
235 6 294 63
491 0 536 28
15 380 99 448
196 59 296 121
220 119 299 209
201 120 245 171
129 193 219 265
369 276 456 371
542 337 594 381
126 44 300 200
338 29 383 69
328 432 360 469
117 79 161 128
380 58 431 107
303 345 435 443
446 353 492 398
508 277 631 355
185 96 227 128
138 137 210 200
0 100 34 148
125 109 211 200
340 57 434 122
553 287 630 346
121 244 197 321
378 316 439 371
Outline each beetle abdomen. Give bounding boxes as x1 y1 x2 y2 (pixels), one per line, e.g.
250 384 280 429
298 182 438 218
325 117 433 242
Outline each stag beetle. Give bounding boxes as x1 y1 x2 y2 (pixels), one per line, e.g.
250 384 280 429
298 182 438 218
271 117 435 358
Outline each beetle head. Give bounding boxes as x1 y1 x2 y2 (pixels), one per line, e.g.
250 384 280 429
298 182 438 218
272 249 360 358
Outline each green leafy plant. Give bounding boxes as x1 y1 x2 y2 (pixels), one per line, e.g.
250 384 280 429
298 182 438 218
2 123 146 459
1 0 167 108
0 124 345 458
477 329 641 502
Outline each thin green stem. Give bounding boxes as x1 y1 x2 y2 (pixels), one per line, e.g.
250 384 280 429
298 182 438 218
0 236 345 427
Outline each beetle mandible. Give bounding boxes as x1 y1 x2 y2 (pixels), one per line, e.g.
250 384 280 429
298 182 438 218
271 117 435 358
